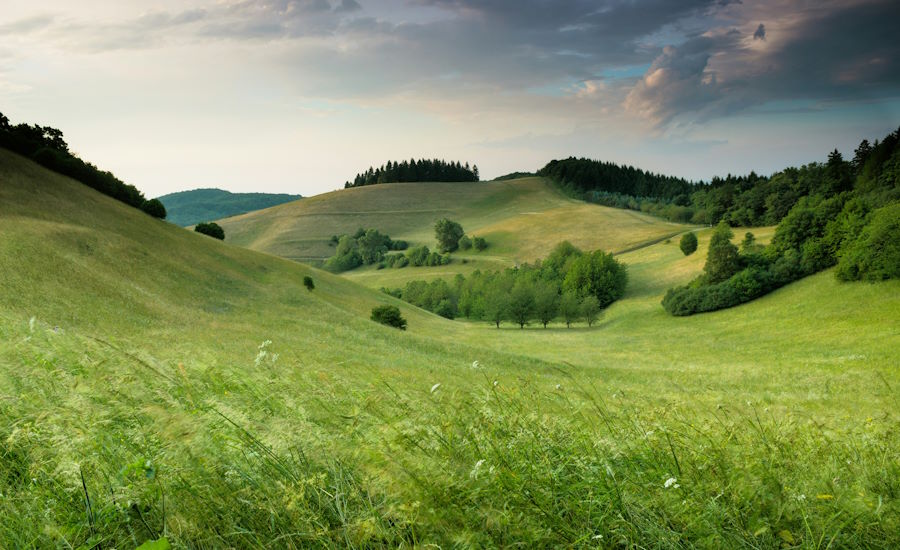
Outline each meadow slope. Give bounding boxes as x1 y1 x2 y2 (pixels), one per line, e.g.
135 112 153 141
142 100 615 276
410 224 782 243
1 149 898 548
217 177 688 270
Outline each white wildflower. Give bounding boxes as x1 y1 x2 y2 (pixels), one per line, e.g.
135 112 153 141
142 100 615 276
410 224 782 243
592 534 603 540
492 380 498 387
430 383 441 394
472 360 480 369
664 477 680 489
555 384 561 390
470 459 485 479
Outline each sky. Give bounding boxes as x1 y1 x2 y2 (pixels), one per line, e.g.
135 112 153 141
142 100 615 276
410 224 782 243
1 0 899 197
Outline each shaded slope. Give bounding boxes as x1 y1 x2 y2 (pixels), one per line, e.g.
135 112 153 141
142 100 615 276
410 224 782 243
157 187 301 226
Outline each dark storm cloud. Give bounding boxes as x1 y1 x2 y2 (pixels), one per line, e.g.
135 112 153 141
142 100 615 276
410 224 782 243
626 0 900 125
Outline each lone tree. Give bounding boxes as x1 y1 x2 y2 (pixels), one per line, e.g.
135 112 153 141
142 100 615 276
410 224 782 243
581 295 601 327
371 305 407 330
435 218 465 253
704 221 741 283
195 222 225 240
303 276 315 291
473 236 488 251
141 198 167 219
679 232 698 256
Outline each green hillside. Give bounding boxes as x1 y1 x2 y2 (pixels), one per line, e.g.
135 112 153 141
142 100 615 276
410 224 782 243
217 178 689 271
2 149 898 547
157 187 301 226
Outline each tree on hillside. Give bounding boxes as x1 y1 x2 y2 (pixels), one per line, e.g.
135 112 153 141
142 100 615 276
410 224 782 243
507 281 535 329
581 295 601 327
704 221 741 283
458 235 472 250
303 276 315 291
473 236 488 251
533 282 559 328
559 291 581 328
371 305 407 330
483 285 509 328
435 218 465 253
562 250 628 307
140 198 167 219
679 232 698 256
195 222 225 240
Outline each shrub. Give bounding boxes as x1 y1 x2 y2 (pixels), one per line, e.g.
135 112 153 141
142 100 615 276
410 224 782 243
473 237 488 251
679 232 698 256
458 235 472 251
303 276 314 291
141 198 167 219
195 222 225 240
371 305 407 330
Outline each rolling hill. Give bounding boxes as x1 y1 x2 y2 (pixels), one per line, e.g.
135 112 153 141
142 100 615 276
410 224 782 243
216 178 690 272
2 148 898 547
157 187 301 226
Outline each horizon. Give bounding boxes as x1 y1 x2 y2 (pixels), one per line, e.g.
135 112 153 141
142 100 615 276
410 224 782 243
2 0 899 197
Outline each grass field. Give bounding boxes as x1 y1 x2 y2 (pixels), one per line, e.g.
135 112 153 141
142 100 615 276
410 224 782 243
217 177 689 268
2 150 898 548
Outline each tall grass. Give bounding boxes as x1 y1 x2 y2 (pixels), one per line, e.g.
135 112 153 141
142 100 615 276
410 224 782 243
3 318 896 548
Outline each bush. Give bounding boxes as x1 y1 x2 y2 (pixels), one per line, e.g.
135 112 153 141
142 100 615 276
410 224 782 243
458 235 472 251
303 276 314 291
195 222 225 240
141 198 167 219
473 237 488 251
679 232 698 256
371 305 407 330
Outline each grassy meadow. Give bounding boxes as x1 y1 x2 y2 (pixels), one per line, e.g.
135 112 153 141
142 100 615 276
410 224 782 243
217 177 688 268
2 149 899 548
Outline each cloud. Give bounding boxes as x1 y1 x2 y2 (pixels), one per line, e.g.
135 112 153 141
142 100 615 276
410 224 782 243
625 0 900 126
0 14 55 34
753 23 765 40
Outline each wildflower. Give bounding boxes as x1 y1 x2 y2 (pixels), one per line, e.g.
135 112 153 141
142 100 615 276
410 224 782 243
555 384 561 390
492 380 498 387
592 534 603 540
430 383 441 394
470 459 485 479
664 477 680 489
472 360 480 369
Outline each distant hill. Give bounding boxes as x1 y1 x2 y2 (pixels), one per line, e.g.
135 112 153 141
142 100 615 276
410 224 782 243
158 188 301 226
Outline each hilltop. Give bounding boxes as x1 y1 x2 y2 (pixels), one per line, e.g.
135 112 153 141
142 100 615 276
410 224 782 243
1 148 898 547
157 187 301 226
217 177 690 280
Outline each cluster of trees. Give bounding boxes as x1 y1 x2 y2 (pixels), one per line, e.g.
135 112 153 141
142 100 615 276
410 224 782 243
326 219 488 272
539 137 895 228
663 129 900 315
344 159 479 188
195 222 225 240
0 111 166 219
384 241 626 327
325 228 408 272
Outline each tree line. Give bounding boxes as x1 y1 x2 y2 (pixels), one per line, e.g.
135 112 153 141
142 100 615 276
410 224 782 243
663 129 900 315
538 132 897 228
344 159 479 188
0 111 166 219
383 241 626 328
